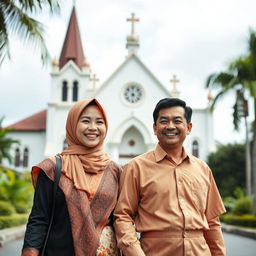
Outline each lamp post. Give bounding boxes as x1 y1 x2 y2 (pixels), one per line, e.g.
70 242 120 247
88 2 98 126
237 91 252 196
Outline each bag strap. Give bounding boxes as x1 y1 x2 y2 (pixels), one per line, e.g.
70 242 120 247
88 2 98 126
40 156 62 255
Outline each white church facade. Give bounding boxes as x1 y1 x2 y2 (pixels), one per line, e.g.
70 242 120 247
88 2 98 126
6 8 215 171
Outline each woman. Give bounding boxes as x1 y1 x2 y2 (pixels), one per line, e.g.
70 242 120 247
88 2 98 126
22 99 122 256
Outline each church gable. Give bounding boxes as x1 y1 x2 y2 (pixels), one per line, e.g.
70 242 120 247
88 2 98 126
95 53 171 99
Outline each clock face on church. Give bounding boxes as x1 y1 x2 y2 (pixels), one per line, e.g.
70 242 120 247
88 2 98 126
124 84 143 104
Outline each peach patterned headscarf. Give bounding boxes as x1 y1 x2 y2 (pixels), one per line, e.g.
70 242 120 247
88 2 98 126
60 98 110 193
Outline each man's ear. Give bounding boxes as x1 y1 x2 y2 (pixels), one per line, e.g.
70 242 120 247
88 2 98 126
153 123 157 135
187 122 192 134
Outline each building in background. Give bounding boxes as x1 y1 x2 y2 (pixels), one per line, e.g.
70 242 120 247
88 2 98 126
6 7 214 171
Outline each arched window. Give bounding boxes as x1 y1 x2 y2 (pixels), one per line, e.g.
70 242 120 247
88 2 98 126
72 81 78 101
192 140 199 157
62 81 68 101
63 139 68 150
15 148 20 167
23 148 29 167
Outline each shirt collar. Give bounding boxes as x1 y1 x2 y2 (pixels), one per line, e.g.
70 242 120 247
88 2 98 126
154 143 194 163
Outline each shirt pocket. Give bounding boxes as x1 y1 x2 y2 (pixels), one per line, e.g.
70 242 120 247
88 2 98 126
191 178 208 212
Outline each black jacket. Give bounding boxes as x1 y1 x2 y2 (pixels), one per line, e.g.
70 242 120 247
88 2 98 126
23 171 75 255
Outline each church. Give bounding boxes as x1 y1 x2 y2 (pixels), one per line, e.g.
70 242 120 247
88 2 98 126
6 7 215 171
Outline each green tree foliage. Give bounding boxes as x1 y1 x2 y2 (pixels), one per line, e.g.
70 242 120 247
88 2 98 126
0 168 33 213
232 197 253 215
0 0 61 65
205 30 256 210
0 117 19 164
208 143 245 197
205 30 256 130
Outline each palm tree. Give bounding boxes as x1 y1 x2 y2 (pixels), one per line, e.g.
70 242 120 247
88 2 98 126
0 117 19 164
205 30 256 210
0 0 61 65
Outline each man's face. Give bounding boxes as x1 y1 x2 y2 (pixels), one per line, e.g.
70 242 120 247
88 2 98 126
153 106 192 152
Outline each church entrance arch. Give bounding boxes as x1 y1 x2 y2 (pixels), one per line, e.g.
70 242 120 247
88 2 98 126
119 126 146 165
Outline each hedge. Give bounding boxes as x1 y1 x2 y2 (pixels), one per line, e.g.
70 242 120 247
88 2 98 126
0 201 15 216
0 214 28 229
220 214 256 228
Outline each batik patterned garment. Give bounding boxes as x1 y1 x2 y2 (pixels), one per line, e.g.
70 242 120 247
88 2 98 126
28 159 121 256
96 226 120 256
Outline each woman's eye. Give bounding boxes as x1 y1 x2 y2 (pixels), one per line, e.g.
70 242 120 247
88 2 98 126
82 120 89 123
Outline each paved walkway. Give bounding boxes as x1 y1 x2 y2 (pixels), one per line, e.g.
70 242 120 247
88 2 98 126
0 223 255 247
0 225 26 247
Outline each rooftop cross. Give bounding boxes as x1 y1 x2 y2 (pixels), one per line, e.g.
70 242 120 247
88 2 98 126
127 13 139 35
170 74 180 91
90 74 99 90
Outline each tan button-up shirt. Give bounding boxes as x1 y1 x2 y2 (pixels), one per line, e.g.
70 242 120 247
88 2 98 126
114 144 226 256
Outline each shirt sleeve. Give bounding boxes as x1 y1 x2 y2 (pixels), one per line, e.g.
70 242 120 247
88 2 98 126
114 162 146 256
205 167 226 220
22 171 53 253
204 167 226 255
204 217 226 256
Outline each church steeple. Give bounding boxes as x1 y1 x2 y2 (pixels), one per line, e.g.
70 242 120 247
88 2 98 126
59 7 85 70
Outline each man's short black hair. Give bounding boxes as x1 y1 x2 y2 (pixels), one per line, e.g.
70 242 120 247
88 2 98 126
153 98 192 124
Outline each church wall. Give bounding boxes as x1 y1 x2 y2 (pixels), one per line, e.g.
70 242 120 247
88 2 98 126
4 131 46 172
96 57 170 144
184 109 213 162
45 104 71 156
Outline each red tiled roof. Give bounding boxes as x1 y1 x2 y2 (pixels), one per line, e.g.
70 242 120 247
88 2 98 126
6 110 47 131
59 7 85 70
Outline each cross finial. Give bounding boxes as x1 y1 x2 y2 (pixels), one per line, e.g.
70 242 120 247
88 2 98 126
127 13 139 35
90 74 99 91
170 74 180 91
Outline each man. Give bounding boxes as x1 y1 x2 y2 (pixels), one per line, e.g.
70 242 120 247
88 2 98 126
114 98 226 256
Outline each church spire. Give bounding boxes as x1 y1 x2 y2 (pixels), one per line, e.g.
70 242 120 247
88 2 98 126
59 6 85 70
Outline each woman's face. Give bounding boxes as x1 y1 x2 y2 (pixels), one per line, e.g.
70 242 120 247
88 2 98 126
76 105 107 148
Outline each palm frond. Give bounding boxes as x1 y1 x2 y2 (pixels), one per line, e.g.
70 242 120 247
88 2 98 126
209 90 225 112
2 1 51 64
0 1 10 64
248 29 256 57
213 72 236 88
0 0 61 65
244 81 256 98
0 117 20 164
205 73 217 89
18 0 61 14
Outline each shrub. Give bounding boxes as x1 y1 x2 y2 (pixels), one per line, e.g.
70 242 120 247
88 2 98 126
232 197 252 215
0 214 28 229
14 202 30 214
223 197 237 212
220 214 256 228
0 200 15 216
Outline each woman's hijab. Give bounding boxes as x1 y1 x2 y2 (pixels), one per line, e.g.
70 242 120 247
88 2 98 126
60 98 110 193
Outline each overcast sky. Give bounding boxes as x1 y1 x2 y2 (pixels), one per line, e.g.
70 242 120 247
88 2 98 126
0 0 255 144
